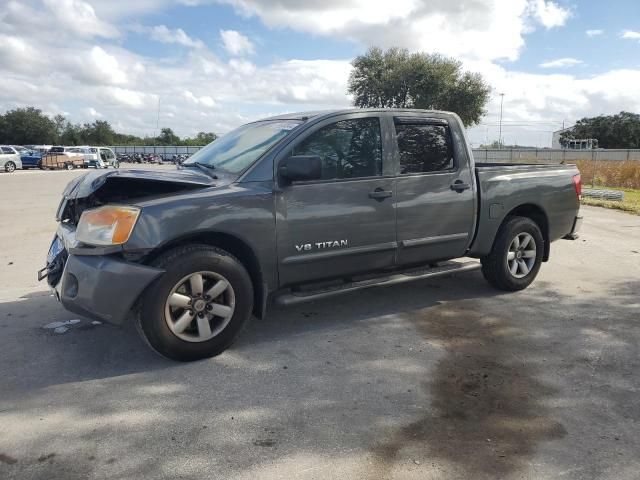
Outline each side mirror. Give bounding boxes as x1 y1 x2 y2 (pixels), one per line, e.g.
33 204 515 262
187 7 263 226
278 155 322 184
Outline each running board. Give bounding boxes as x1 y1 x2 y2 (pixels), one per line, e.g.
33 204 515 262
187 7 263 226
274 260 481 307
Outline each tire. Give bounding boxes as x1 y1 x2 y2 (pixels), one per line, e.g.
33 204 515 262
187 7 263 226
137 244 254 361
481 216 544 291
4 161 16 173
65 163 74 170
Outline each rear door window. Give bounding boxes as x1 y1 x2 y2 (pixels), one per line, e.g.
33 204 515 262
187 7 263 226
394 120 454 174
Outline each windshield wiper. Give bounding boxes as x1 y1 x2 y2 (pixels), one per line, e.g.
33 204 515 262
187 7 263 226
183 162 218 179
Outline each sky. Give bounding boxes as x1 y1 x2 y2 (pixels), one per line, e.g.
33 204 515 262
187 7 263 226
1 0 639 147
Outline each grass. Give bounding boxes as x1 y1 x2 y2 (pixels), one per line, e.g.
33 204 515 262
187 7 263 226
582 186 640 215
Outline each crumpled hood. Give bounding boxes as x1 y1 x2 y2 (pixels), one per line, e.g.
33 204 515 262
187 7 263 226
63 167 218 199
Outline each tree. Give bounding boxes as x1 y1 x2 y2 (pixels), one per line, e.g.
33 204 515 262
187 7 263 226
157 127 180 145
0 105 219 146
0 107 56 144
53 114 67 144
560 112 640 148
194 131 217 145
347 47 491 126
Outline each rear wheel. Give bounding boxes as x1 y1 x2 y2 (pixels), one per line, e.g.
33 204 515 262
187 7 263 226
481 216 543 291
4 161 16 173
138 245 253 361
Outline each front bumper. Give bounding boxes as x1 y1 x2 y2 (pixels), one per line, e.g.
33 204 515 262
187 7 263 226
42 225 164 325
563 215 583 240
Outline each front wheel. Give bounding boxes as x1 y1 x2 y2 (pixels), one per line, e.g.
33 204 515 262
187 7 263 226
481 216 544 291
137 245 253 361
4 161 16 173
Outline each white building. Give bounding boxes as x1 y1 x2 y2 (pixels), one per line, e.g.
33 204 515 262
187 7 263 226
552 128 598 149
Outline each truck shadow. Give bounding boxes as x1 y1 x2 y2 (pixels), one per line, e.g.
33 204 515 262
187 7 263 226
1 272 506 392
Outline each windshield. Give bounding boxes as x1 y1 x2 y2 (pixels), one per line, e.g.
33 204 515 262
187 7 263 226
184 120 302 173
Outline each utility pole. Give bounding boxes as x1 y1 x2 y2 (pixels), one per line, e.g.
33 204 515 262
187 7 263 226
498 93 505 149
153 96 161 146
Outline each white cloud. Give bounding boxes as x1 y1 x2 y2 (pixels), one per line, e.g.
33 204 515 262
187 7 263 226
85 107 102 117
102 87 150 109
87 46 129 84
539 57 583 68
586 29 603 37
218 0 570 62
0 0 638 147
183 91 216 108
149 25 204 48
229 58 256 75
220 30 255 56
621 30 640 41
527 0 571 28
42 0 119 38
464 61 640 145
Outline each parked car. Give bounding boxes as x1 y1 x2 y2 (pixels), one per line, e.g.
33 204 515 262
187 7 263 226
0 145 23 172
39 109 582 361
19 149 44 169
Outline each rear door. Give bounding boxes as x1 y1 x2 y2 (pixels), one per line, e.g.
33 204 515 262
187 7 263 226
275 113 397 286
393 116 476 266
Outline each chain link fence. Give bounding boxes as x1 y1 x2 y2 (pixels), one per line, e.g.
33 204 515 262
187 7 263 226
110 145 205 156
471 148 640 163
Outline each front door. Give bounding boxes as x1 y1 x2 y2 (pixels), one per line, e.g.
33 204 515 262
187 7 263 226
275 115 397 286
393 117 476 266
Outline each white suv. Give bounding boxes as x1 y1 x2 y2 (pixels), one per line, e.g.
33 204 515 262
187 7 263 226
74 147 118 168
0 146 23 173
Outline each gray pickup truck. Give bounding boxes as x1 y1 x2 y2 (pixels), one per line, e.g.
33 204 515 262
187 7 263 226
39 109 582 361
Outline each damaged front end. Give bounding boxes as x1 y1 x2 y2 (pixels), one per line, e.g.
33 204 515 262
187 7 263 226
56 168 216 225
38 168 216 324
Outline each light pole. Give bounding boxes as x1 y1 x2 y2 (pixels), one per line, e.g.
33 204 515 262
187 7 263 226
153 96 161 147
498 93 505 148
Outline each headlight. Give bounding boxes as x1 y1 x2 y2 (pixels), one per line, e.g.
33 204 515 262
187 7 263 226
76 206 140 246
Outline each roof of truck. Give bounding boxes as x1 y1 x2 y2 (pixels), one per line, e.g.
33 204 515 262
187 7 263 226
259 108 456 123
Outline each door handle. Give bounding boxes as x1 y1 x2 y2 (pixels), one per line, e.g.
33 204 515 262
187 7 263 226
450 181 471 192
368 188 393 200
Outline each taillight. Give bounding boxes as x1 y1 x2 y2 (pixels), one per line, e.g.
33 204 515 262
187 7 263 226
572 173 581 200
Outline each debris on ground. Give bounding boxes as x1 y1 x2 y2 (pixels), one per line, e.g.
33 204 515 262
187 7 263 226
43 319 82 334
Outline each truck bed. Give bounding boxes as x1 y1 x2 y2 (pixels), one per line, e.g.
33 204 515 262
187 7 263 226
468 161 581 257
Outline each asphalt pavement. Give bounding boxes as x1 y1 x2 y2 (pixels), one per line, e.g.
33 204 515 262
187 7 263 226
1 167 639 479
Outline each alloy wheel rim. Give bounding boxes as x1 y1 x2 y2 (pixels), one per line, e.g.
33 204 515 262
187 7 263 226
506 232 536 279
164 271 235 342
7 163 15 172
